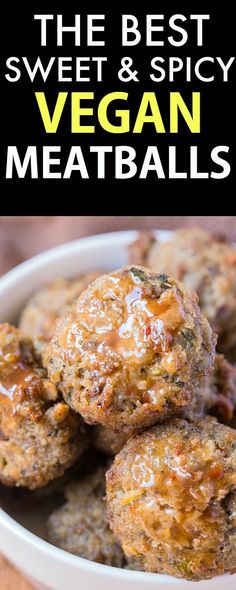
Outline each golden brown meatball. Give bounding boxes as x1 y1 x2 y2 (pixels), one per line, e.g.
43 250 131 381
183 353 236 423
106 418 236 581
46 266 215 433
19 273 100 361
207 354 236 423
143 228 236 356
127 232 155 266
92 426 130 456
0 324 88 489
47 467 124 567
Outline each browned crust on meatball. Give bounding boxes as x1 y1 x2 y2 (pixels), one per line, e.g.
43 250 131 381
207 354 236 423
183 353 236 423
47 467 124 567
19 273 101 361
0 323 88 489
46 265 215 433
128 233 155 266
106 417 236 580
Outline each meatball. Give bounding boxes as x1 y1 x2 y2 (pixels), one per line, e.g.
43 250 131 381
124 556 142 570
47 266 215 433
0 323 88 489
47 467 124 567
127 232 155 266
92 426 130 456
143 228 236 356
93 356 236 454
19 272 100 361
207 354 236 423
106 418 236 581
184 353 236 423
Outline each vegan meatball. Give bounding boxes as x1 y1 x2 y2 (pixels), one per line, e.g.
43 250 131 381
183 353 236 423
47 266 215 433
19 273 100 362
142 228 236 357
106 418 236 581
127 232 155 267
207 354 236 423
47 467 124 567
0 323 88 489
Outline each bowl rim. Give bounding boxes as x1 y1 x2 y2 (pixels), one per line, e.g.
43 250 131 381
0 229 152 287
0 229 173 294
0 228 231 586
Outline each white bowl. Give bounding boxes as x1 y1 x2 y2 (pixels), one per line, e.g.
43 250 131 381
0 230 235 590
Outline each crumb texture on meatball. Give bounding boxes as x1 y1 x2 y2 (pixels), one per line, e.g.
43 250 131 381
47 266 215 433
19 272 100 361
207 354 236 423
0 323 88 489
47 467 124 567
183 353 236 423
143 228 236 356
106 418 236 581
128 233 155 267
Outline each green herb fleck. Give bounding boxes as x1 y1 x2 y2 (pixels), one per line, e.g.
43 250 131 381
158 274 172 289
130 268 146 282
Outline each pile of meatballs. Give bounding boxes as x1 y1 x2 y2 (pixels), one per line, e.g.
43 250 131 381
1 228 236 582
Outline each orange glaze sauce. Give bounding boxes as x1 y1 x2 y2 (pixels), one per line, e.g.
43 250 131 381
130 433 232 502
125 430 236 552
0 361 36 403
66 273 187 407
74 274 186 363
115 276 186 359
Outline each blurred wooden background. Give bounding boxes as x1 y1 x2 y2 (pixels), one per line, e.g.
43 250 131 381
0 216 236 277
0 215 235 589
0 556 33 590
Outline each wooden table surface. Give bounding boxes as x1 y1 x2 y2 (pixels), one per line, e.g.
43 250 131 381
0 215 235 589
0 556 34 590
